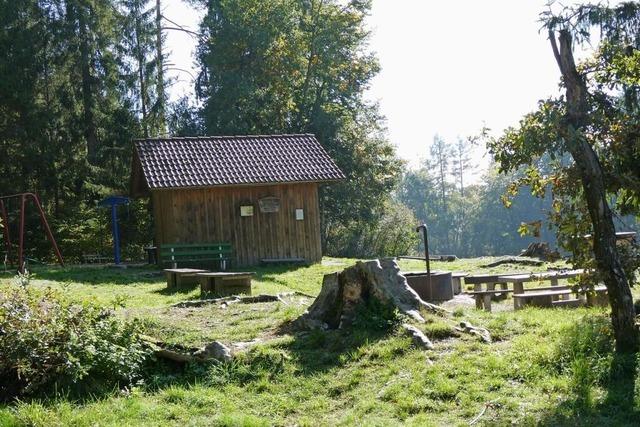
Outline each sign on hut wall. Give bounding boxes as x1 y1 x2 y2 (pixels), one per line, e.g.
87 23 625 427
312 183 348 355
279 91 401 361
258 196 280 213
240 205 254 217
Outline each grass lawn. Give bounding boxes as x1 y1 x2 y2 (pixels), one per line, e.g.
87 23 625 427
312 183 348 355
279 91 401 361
1 257 639 426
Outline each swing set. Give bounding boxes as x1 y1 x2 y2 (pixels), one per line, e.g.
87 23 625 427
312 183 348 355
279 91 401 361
0 193 64 272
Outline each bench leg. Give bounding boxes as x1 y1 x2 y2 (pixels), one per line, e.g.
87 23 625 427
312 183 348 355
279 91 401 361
514 297 523 310
483 294 492 312
175 273 185 289
475 295 483 310
200 277 213 293
550 278 560 301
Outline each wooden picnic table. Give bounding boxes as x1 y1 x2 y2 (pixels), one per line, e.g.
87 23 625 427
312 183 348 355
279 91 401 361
496 269 584 294
465 269 588 311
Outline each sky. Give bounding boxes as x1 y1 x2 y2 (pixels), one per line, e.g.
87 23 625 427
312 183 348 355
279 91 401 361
162 0 579 176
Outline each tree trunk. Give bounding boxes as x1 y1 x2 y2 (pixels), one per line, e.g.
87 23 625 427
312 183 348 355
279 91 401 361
77 5 99 165
135 5 149 138
294 259 449 331
155 0 166 135
550 29 638 352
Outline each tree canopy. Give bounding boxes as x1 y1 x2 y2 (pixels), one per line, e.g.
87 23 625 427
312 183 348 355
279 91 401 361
489 2 640 352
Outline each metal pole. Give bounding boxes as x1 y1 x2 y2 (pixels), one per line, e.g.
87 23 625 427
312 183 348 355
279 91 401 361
416 224 431 290
0 200 12 265
111 204 121 264
18 195 25 273
29 193 64 267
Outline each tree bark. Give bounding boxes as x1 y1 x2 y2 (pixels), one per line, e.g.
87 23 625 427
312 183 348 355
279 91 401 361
155 0 166 135
294 259 450 331
77 4 99 165
550 29 638 352
134 3 149 138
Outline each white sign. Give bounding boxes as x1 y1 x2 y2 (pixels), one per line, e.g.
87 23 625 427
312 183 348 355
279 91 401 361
295 209 304 220
240 205 254 217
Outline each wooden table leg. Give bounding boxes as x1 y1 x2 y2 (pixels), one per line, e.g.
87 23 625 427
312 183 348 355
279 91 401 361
513 282 524 309
213 277 224 293
165 272 176 288
200 277 213 293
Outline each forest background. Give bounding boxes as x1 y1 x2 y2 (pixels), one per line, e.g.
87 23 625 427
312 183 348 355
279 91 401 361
1 0 636 264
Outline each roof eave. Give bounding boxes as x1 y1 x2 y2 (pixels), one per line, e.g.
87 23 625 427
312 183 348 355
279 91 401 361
147 178 345 192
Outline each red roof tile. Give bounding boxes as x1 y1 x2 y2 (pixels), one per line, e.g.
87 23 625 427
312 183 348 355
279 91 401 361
133 134 345 191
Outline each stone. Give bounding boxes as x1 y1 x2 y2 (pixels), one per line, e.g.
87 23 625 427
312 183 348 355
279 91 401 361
194 341 233 362
402 324 434 350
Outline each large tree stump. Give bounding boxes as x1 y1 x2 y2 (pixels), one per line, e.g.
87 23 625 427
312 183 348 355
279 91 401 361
294 259 449 330
520 242 560 261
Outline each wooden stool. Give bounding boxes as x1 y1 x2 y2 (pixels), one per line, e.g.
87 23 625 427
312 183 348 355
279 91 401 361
164 268 209 289
197 272 255 296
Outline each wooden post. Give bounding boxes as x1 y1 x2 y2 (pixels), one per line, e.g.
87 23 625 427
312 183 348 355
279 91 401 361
17 194 25 273
0 200 12 265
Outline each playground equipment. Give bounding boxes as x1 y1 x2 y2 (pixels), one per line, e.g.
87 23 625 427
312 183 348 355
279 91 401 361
0 193 64 272
98 196 129 265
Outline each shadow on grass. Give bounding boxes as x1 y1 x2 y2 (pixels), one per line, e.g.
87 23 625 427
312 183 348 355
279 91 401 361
153 283 200 296
536 314 640 426
10 264 164 286
139 300 401 395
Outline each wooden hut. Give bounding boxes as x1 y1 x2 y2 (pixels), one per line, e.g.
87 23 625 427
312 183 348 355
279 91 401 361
130 134 345 266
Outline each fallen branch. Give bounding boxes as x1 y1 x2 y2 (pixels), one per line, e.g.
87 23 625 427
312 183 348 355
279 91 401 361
143 336 233 363
171 292 309 309
469 400 498 425
481 256 543 268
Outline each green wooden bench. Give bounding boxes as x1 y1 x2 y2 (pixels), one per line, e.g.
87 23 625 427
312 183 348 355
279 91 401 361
160 242 232 269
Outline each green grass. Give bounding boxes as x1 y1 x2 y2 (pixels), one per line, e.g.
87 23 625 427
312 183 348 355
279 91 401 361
1 257 639 426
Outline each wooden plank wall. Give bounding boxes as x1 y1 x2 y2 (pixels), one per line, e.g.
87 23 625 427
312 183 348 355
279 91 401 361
151 183 322 266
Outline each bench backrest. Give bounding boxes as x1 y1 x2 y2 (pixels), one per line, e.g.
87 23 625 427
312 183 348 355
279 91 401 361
160 243 232 263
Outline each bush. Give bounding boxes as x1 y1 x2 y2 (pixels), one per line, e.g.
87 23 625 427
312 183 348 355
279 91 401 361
0 286 149 400
327 198 420 258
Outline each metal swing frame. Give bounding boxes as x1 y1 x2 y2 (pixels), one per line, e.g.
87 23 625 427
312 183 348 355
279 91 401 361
0 192 64 272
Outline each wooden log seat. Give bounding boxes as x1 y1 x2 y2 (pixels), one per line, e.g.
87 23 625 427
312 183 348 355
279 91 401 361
513 289 573 310
197 272 255 296
164 268 209 289
160 242 232 269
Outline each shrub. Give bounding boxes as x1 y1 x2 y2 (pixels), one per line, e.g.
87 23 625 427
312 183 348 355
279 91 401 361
0 286 149 400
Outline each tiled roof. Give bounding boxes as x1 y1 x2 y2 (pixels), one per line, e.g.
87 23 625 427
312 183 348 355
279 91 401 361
133 134 345 190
